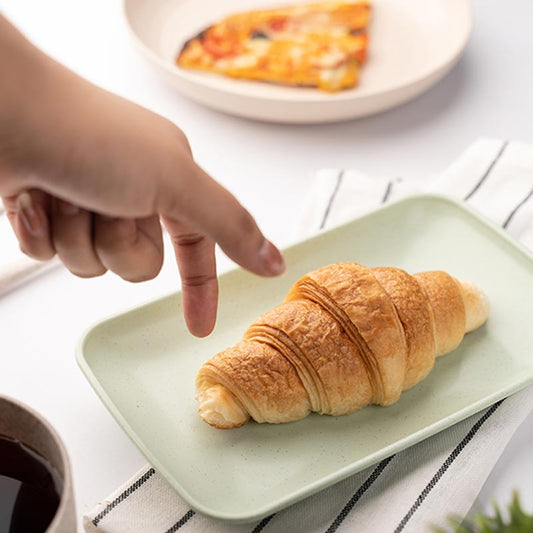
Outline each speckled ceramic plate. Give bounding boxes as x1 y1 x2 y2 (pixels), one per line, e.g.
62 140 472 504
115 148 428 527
123 0 472 123
76 194 533 523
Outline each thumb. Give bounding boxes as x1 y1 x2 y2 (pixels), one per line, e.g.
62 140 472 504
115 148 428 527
161 163 286 278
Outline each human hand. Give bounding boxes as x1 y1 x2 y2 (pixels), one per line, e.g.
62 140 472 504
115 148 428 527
0 16 285 337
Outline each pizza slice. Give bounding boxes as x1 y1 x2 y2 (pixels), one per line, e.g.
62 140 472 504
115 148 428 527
176 1 371 92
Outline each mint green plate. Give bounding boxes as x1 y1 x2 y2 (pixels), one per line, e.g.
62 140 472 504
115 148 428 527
76 194 533 523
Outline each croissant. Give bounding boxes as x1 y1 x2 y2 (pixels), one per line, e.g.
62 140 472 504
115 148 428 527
196 262 489 429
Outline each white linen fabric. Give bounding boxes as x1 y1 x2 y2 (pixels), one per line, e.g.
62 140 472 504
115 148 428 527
80 138 533 533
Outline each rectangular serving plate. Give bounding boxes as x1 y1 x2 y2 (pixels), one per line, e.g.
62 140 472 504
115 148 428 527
76 194 533 523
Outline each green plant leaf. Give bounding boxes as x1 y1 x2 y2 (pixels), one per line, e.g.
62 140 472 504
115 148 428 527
435 491 533 533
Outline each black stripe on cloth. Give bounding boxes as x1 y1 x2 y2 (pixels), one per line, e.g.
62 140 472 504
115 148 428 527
92 467 156 526
503 186 533 229
320 170 345 229
382 180 394 203
464 140 508 200
394 399 504 533
164 509 196 532
324 455 395 533
251 513 275 532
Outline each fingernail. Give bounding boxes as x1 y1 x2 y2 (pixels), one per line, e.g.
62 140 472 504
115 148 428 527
58 199 80 216
18 192 44 236
258 239 286 275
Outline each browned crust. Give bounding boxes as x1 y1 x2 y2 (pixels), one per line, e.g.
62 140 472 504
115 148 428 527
285 262 407 405
245 300 373 416
413 271 466 357
371 267 436 391
197 340 311 424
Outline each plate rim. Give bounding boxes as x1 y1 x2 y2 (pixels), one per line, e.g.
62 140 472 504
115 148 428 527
76 193 533 522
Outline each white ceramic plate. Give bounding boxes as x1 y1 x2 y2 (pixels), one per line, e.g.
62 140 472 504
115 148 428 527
123 0 472 123
77 195 533 523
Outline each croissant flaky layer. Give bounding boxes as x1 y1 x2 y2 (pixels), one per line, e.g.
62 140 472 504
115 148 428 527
196 263 489 429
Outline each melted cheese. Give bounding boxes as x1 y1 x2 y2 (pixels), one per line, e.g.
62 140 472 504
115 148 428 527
177 0 371 92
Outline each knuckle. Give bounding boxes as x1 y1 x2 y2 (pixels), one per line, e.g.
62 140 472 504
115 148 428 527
19 242 55 261
181 273 217 288
122 269 160 283
18 242 30 256
171 232 205 248
95 220 136 251
118 255 163 283
69 267 107 279
2 201 19 219
52 233 84 252
157 117 192 157
170 124 192 156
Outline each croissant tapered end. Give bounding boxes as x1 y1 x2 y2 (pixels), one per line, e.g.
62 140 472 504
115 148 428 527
459 280 490 333
196 381 250 429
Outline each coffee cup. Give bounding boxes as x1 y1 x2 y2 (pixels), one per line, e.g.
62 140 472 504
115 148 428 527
0 394 76 532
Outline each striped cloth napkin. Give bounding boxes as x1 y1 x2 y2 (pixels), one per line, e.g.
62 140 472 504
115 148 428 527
83 138 533 533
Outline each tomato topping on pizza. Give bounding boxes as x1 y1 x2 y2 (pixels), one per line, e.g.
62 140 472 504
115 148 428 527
176 1 371 92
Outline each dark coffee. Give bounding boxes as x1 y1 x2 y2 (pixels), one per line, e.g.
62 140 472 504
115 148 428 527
0 435 62 533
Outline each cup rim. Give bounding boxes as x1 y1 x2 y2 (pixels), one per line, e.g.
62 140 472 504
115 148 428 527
0 393 75 531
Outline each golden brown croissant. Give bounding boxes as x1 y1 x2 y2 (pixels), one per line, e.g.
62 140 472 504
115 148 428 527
196 262 489 429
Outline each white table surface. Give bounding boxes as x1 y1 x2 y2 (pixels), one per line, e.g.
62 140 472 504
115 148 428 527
1 0 532 529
